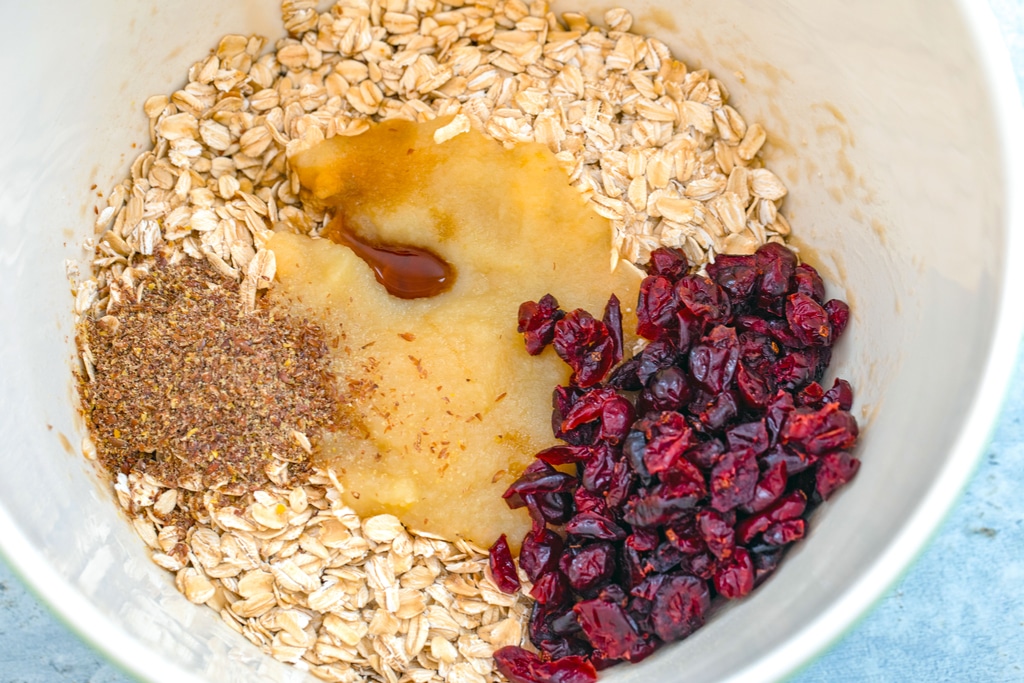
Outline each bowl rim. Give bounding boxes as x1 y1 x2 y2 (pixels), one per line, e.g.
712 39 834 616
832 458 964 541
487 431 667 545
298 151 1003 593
718 1 1024 681
1 2 1023 683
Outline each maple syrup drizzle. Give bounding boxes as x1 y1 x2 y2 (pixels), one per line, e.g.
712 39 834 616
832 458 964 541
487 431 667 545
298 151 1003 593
323 214 455 299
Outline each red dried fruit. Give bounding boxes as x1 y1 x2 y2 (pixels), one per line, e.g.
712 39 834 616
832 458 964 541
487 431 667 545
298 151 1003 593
781 403 859 456
689 325 740 393
725 420 769 455
622 486 699 528
706 253 759 306
602 295 625 366
741 459 788 514
641 366 691 412
574 599 652 662
636 275 679 340
763 519 806 546
565 512 628 541
531 570 571 606
560 388 635 445
677 274 732 326
564 542 618 593
736 490 808 544
535 445 590 466
736 362 773 410
698 509 736 560
824 299 850 340
755 243 797 313
710 447 759 512
651 574 711 642
823 378 854 411
714 547 755 599
510 240 859 672
518 294 565 355
489 534 521 594
504 462 577 503
553 310 617 388
520 528 565 582
494 646 597 683
636 411 694 474
647 247 690 282
816 451 861 500
786 292 832 347
793 263 826 302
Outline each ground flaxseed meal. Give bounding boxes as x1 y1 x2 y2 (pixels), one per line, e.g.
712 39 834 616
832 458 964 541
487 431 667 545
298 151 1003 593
77 257 337 501
69 1 799 681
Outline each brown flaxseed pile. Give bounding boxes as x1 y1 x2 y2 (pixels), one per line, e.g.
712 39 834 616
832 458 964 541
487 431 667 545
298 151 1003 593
77 257 338 499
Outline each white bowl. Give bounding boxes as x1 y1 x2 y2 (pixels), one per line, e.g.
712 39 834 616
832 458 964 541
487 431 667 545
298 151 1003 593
0 1 1021 682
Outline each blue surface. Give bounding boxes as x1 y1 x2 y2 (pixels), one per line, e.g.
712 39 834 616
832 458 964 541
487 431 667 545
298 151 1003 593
3 1 1024 682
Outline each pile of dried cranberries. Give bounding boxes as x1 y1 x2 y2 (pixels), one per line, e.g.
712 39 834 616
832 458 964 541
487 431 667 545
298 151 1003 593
489 244 860 683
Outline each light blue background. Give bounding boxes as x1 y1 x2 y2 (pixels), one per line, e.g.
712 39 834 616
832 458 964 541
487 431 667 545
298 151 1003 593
3 1 1024 681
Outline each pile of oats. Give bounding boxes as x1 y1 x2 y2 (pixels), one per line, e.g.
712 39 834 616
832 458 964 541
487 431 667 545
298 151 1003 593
72 1 793 681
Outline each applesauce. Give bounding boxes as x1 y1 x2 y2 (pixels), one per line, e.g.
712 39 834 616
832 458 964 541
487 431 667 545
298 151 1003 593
270 117 643 547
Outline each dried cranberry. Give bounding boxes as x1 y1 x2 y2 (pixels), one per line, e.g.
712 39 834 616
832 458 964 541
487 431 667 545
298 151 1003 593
786 293 832 347
553 310 617 388
763 519 806 546
641 366 691 412
535 445 589 466
580 443 617 493
636 275 679 340
796 381 826 408
531 571 571 606
750 545 785 586
647 247 689 282
636 337 681 384
504 462 576 503
736 363 773 410
636 411 694 474
650 573 711 642
518 294 565 355
565 513 627 541
793 263 826 302
698 509 736 560
574 599 652 662
605 460 636 509
823 378 854 411
622 487 699 528
560 388 634 445
755 243 797 314
710 447 759 512
683 437 725 470
824 299 850 340
526 492 575 526
725 420 769 455
689 325 739 393
649 541 685 572
489 534 521 594
564 542 618 594
706 253 759 306
602 295 624 367
622 430 650 479
693 390 739 431
736 490 808 544
781 403 859 456
626 528 660 553
494 646 597 683
714 547 755 599
741 459 788 513
520 528 565 582
607 357 643 391
815 451 861 500
676 274 732 326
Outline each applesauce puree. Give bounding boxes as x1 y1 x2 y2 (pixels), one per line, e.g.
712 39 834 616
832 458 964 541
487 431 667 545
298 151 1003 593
269 117 643 547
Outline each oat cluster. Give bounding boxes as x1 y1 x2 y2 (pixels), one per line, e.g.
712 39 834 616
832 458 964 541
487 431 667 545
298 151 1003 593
70 1 794 681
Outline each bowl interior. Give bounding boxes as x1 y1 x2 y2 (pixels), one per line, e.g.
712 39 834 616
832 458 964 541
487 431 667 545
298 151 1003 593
0 1 1016 682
